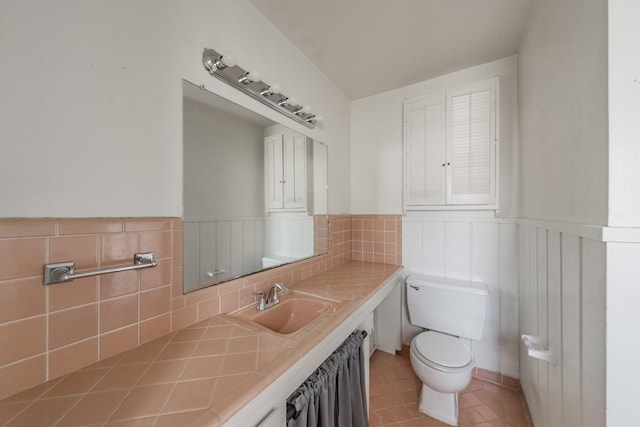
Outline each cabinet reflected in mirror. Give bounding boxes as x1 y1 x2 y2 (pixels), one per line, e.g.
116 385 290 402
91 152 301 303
182 81 329 293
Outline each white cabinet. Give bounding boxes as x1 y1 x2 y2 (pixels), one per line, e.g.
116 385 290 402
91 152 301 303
403 78 498 210
265 133 308 212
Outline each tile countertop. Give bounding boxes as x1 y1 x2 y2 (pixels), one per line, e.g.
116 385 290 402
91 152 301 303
0 261 403 427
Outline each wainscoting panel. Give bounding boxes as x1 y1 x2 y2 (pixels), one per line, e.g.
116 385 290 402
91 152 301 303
264 214 314 259
518 224 605 427
402 215 519 378
184 218 265 291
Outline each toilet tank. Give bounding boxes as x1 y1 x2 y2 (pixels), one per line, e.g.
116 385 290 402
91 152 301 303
406 274 488 340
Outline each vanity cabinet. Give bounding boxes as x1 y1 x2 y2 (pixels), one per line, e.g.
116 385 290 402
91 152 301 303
265 133 309 212
403 77 498 210
223 269 403 427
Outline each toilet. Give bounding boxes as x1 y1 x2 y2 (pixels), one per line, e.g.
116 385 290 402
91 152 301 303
406 274 488 426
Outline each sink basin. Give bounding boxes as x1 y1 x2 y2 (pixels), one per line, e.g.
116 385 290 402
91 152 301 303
231 293 337 335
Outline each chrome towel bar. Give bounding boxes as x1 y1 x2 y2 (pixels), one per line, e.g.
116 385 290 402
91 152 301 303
44 252 157 285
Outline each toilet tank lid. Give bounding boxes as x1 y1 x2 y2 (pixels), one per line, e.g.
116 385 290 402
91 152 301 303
406 274 488 296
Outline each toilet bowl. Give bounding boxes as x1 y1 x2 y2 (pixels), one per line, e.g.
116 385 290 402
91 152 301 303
405 274 488 426
409 331 474 426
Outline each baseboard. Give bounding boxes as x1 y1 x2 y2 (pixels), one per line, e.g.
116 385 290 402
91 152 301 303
473 367 521 391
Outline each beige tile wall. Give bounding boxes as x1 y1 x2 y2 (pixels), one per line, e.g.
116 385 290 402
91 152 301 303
0 215 357 399
351 215 402 265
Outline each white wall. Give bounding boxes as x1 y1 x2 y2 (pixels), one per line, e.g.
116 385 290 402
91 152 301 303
608 0 640 227
351 56 519 217
517 0 609 226
403 214 519 378
0 0 352 217
517 0 612 425
605 4 640 425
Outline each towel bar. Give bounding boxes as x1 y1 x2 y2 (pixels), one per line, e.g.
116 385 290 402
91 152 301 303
44 252 157 285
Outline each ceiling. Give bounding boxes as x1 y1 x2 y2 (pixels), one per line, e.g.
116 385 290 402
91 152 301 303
248 0 531 99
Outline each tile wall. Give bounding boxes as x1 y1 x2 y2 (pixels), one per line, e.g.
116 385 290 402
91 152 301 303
0 215 355 400
351 215 402 265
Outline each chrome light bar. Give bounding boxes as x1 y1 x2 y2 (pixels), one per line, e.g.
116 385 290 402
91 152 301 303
202 48 318 129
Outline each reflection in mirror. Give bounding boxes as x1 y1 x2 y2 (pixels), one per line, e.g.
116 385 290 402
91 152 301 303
182 80 329 293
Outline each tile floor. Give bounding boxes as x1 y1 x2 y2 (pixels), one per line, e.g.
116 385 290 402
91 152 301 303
368 349 532 427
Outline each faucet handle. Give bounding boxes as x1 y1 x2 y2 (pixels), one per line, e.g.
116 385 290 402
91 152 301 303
252 291 266 310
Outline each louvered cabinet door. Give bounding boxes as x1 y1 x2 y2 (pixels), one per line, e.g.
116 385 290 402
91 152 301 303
283 134 307 209
446 79 497 206
403 93 446 208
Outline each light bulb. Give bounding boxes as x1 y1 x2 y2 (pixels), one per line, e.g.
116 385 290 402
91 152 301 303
288 97 298 106
220 53 235 68
248 70 260 82
314 115 323 122
302 105 312 114
269 83 281 93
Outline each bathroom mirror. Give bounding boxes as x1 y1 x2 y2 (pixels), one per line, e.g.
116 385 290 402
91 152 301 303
182 80 329 293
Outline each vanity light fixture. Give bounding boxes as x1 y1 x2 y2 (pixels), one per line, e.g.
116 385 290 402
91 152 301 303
202 48 319 128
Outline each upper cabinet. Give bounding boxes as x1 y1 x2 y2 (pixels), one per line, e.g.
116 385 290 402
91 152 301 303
403 78 498 210
265 133 310 212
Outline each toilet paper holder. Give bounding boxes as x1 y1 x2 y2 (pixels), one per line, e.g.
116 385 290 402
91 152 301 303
521 334 556 365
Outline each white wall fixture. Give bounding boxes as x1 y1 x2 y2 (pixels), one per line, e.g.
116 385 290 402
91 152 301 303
202 48 320 128
521 334 555 365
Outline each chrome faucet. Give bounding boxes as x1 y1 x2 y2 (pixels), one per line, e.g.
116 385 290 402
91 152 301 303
253 282 289 311
267 282 289 305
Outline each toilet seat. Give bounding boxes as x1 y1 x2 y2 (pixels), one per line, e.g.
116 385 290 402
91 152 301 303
411 331 473 373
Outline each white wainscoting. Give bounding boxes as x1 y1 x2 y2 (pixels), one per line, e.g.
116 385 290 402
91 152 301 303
183 218 265 292
402 214 519 378
518 223 605 427
264 213 314 259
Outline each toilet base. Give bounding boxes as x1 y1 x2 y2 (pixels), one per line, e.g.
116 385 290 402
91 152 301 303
418 383 459 426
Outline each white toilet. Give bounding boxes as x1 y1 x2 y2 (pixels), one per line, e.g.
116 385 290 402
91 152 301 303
406 274 488 426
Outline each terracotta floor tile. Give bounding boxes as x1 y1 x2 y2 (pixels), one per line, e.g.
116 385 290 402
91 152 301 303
473 388 500 405
369 350 531 427
376 407 398 423
475 404 501 421
398 419 421 426
460 407 488 424
461 391 483 407
392 404 414 421
398 389 419 405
